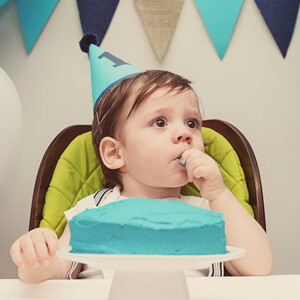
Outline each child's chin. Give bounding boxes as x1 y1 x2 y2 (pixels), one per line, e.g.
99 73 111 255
170 177 189 188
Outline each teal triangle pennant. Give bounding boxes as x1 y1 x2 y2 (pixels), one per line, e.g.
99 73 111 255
16 0 59 53
194 0 244 60
0 0 10 7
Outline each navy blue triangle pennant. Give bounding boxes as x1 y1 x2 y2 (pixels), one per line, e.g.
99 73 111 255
77 0 120 46
255 0 300 58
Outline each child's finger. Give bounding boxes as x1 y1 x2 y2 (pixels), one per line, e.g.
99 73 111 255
185 157 205 181
31 233 51 266
43 229 58 257
185 161 196 182
194 161 221 180
10 240 25 268
192 165 210 180
20 236 40 269
181 149 202 162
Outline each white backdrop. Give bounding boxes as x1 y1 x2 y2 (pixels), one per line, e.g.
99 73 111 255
0 0 299 278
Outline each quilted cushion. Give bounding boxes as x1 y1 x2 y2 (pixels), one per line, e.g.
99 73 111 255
40 128 254 237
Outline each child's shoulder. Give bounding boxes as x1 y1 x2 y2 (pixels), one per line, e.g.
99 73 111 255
64 194 97 221
65 188 115 221
180 194 210 210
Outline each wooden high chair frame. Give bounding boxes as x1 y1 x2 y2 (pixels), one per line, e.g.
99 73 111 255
29 119 266 233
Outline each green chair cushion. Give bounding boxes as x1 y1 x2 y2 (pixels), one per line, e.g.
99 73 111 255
40 128 254 237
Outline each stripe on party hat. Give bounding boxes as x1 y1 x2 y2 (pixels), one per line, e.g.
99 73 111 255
80 34 142 110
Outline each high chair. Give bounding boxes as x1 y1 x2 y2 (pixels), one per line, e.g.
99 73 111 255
29 119 266 266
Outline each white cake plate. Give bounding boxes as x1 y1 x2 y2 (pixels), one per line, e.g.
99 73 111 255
57 246 245 300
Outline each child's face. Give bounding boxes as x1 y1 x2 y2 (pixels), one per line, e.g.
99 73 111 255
118 87 204 191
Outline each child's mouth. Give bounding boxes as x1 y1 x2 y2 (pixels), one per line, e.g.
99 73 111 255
178 156 186 166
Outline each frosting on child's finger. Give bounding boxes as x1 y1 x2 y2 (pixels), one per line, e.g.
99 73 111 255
178 156 187 166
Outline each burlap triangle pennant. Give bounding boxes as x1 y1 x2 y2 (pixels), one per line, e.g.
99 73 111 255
255 0 299 58
134 0 183 61
15 0 59 53
194 0 244 60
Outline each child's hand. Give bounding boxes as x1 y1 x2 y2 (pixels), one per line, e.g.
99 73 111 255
181 149 226 202
10 228 58 270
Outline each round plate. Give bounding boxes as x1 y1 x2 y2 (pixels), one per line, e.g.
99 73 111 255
56 246 245 271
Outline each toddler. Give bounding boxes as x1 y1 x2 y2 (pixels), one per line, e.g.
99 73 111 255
10 69 272 282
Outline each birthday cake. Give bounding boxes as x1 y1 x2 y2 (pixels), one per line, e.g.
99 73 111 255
69 198 226 255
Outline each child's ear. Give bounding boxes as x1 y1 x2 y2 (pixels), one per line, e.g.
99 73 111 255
99 137 124 169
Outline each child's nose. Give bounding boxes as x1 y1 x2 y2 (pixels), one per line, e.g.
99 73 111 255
177 134 192 144
174 128 193 144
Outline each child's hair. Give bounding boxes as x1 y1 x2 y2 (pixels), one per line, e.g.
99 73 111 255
92 69 197 190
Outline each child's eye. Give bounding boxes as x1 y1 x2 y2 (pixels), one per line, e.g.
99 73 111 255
153 118 167 127
187 119 199 128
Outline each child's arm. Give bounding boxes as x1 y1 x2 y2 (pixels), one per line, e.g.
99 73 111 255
182 149 272 276
10 224 73 283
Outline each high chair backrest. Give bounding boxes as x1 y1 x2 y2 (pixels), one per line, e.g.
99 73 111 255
29 119 266 237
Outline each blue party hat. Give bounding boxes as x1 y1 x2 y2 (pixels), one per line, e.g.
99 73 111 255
80 34 142 110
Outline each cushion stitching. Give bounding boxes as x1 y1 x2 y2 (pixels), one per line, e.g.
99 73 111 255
203 129 250 205
53 215 67 234
59 157 84 179
58 157 100 203
219 149 235 166
71 165 101 203
46 186 73 207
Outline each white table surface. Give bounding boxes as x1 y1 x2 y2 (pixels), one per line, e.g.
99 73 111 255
0 275 299 300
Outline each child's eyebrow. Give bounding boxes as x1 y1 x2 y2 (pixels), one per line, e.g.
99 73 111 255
144 107 201 119
186 110 202 119
146 107 171 116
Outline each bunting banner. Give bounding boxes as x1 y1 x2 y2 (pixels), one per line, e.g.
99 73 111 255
1 0 299 59
77 0 120 47
15 0 59 53
194 0 244 60
254 0 300 58
134 0 183 61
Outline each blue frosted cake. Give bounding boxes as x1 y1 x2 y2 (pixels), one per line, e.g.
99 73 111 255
69 198 226 255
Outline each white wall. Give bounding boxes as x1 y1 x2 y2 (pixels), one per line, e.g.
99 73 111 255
0 0 299 278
